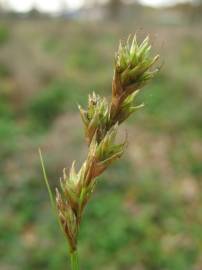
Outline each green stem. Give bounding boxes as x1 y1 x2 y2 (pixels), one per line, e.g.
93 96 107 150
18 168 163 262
70 250 79 270
38 148 55 211
38 148 65 238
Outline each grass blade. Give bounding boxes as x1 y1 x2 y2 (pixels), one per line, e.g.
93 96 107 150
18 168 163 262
38 148 66 238
39 148 55 211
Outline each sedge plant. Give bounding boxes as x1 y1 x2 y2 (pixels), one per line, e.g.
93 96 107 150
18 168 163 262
39 35 159 270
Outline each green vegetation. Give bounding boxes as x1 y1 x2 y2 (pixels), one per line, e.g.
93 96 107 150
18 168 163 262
0 24 10 45
29 82 67 129
0 17 202 270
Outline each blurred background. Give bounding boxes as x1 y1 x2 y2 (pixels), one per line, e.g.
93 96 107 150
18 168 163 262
0 0 202 269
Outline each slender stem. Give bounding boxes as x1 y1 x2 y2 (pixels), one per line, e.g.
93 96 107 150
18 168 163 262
39 148 55 211
70 250 79 270
38 148 66 238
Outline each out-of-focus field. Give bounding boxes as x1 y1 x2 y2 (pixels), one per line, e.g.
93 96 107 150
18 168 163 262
0 9 202 270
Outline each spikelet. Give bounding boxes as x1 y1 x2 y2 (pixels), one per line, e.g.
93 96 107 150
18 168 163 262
111 35 159 121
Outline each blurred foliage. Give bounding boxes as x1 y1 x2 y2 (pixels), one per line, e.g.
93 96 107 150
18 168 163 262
28 82 68 129
0 11 202 270
0 23 10 45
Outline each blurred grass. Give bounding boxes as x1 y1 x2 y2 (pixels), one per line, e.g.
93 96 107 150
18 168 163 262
0 14 202 270
0 23 10 45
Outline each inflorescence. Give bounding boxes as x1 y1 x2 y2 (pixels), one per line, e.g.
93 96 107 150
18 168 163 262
55 35 159 254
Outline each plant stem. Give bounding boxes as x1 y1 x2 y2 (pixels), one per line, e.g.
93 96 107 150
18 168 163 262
39 148 55 211
70 250 79 270
38 148 66 239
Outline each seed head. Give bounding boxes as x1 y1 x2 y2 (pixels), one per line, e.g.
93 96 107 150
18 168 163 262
78 93 109 144
53 35 160 255
110 35 159 122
